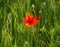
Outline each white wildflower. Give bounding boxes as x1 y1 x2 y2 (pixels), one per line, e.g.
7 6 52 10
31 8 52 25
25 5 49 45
32 4 35 8
39 10 42 14
23 41 30 47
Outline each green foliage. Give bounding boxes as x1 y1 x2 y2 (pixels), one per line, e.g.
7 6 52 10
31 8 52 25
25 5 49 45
0 0 60 47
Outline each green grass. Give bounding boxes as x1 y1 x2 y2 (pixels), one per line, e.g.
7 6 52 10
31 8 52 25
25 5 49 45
0 0 60 47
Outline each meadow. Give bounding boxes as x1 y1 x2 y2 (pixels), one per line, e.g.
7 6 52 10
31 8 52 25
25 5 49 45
0 0 60 47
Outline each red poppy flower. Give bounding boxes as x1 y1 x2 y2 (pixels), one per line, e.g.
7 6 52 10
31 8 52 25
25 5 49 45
23 13 42 27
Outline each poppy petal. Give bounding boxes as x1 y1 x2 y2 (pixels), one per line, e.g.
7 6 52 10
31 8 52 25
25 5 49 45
23 18 28 23
36 16 42 20
32 19 39 25
27 14 34 21
25 22 31 27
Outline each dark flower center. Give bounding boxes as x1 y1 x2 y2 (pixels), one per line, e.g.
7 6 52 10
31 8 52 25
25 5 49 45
29 21 32 24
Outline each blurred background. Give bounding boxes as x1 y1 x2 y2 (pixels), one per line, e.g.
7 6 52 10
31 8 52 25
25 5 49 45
0 0 60 47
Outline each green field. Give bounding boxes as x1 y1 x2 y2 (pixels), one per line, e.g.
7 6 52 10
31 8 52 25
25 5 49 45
0 0 60 47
